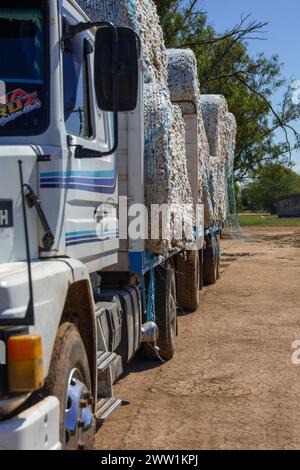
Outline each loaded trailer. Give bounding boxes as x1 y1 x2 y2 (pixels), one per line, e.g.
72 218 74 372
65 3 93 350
0 0 235 450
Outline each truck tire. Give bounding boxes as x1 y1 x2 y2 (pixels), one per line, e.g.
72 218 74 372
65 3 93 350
216 236 221 280
44 323 95 450
176 251 199 312
155 262 177 360
203 236 220 285
141 262 177 361
199 248 204 291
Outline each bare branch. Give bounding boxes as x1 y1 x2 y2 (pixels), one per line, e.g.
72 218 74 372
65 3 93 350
179 14 268 48
203 69 299 153
205 69 300 163
236 74 298 139
199 18 268 89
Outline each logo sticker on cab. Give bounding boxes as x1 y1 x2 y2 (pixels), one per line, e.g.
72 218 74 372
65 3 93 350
0 88 42 127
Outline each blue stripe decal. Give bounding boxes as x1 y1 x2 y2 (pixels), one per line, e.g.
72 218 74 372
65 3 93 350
65 230 118 247
41 169 116 178
66 230 98 237
40 166 117 194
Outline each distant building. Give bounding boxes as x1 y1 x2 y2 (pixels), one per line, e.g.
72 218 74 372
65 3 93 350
277 194 300 218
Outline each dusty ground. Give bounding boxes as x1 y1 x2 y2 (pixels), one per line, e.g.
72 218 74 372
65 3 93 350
96 227 300 450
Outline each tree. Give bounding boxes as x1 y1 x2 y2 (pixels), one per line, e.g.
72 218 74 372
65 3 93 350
241 164 300 213
154 0 300 180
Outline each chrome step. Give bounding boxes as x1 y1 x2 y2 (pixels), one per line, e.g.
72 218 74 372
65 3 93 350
97 351 117 372
96 398 122 424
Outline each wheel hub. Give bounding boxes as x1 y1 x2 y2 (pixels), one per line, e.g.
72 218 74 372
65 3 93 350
65 368 94 450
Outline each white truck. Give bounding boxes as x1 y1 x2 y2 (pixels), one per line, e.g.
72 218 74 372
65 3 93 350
0 0 221 450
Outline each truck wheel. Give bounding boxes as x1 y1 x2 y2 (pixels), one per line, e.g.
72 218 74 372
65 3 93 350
155 262 177 360
203 236 220 285
176 251 199 312
199 249 204 291
141 262 177 361
45 323 95 450
216 236 221 280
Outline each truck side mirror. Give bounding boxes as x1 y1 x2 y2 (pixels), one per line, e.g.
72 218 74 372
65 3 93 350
94 26 139 112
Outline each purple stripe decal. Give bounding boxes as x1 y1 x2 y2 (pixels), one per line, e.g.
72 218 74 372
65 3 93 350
66 234 99 242
66 233 118 242
40 177 116 186
67 238 103 247
66 235 118 247
40 183 117 194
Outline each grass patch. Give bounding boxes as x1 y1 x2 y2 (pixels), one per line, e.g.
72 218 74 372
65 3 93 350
238 214 300 227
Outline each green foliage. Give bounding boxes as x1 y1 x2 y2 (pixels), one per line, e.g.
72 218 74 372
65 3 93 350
238 214 300 227
241 163 300 213
154 0 300 179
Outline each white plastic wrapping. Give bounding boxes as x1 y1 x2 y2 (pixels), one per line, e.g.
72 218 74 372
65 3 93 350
199 95 232 227
226 112 237 178
79 0 195 253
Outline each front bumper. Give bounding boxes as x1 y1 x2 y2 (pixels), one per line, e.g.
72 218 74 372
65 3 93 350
0 397 61 450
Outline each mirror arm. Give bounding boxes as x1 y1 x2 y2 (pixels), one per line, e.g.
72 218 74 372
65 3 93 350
74 132 118 159
63 21 113 42
74 146 103 159
73 108 118 158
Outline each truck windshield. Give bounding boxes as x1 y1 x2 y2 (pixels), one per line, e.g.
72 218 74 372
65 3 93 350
0 0 49 136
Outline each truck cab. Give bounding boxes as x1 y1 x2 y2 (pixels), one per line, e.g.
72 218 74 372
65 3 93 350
0 0 121 269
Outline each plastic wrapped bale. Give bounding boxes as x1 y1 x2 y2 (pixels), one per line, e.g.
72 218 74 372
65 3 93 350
199 95 229 160
166 48 213 226
211 156 227 226
199 95 230 226
79 1 194 253
136 0 168 84
78 0 167 84
167 48 200 104
201 155 215 227
144 83 194 254
226 113 237 178
225 114 242 236
77 0 140 31
209 111 237 227
197 117 212 226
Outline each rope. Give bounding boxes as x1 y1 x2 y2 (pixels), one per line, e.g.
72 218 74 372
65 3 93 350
146 268 156 322
226 174 248 239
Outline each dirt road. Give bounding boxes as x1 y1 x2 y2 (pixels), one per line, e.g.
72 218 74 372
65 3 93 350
96 227 300 450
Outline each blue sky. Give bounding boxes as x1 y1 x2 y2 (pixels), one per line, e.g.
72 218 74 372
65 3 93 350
199 0 300 173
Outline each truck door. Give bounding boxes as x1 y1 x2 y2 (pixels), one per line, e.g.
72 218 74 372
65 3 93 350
60 2 119 272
